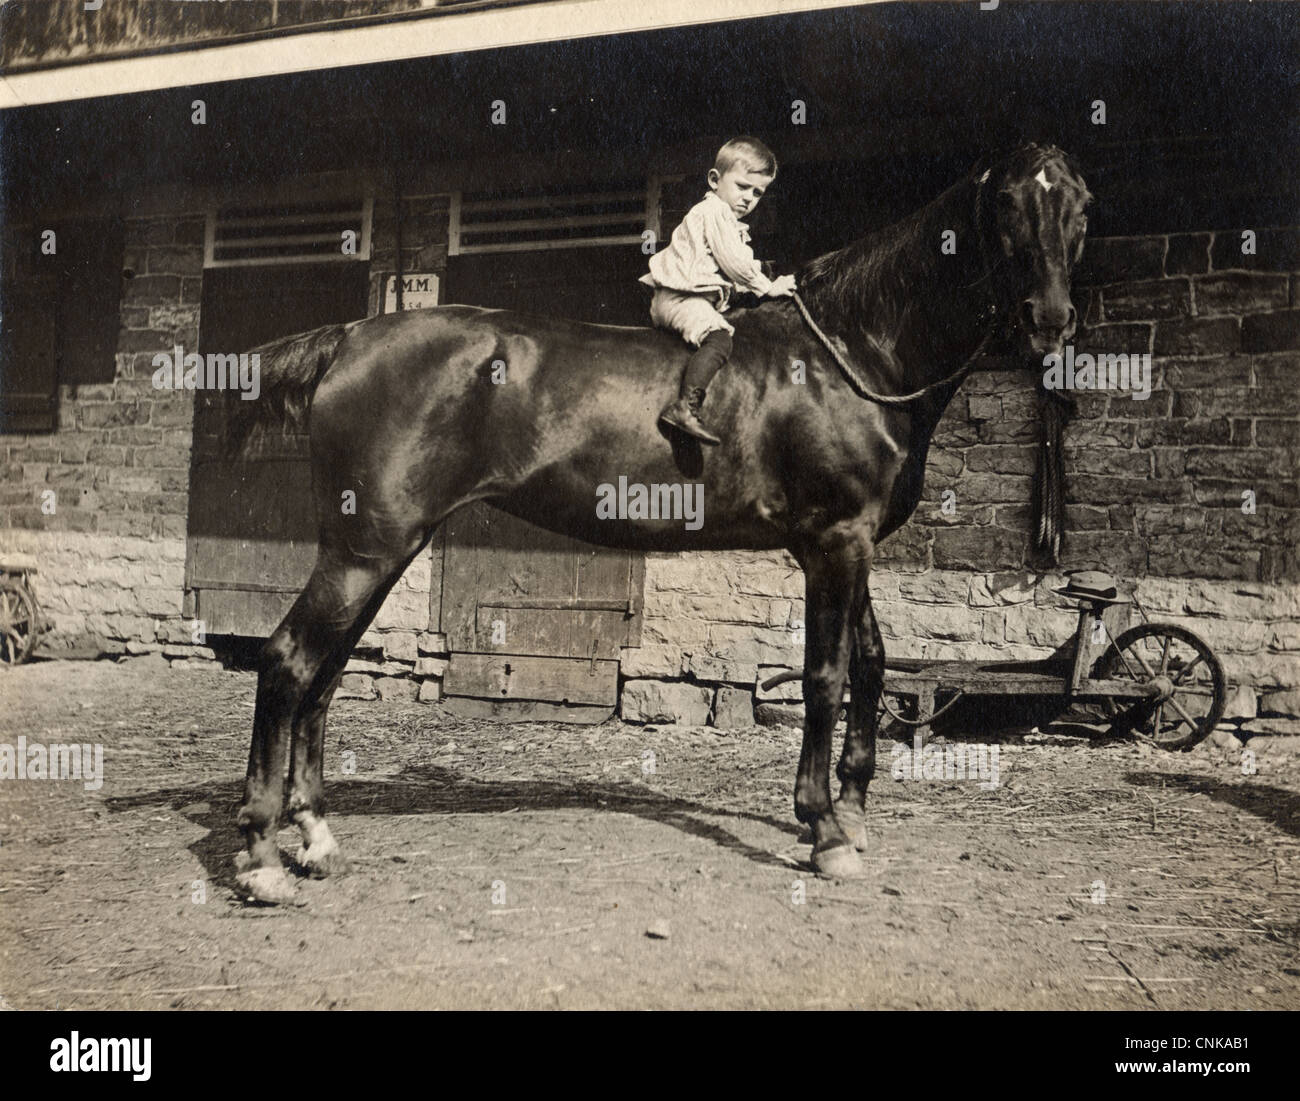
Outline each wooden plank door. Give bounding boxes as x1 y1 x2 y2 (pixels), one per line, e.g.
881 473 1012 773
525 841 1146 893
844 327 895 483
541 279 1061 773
439 503 644 720
185 263 369 636
440 246 648 720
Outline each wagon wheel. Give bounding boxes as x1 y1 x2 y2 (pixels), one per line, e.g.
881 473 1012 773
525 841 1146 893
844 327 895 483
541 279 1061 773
1093 623 1226 751
0 579 38 666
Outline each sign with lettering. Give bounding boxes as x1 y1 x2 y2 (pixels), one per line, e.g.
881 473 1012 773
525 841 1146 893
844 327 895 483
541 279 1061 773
384 273 440 313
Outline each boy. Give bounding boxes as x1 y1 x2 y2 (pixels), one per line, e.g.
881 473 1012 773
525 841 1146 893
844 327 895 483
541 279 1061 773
641 136 796 445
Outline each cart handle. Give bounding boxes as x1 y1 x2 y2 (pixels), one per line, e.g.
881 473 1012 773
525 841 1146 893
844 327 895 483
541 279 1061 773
758 669 967 727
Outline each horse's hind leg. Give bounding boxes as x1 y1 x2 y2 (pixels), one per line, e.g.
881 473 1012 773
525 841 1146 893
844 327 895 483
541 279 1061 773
236 545 417 903
286 546 419 878
288 664 346 877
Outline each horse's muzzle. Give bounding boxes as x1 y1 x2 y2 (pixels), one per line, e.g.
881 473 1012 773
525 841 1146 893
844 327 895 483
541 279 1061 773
1021 299 1077 359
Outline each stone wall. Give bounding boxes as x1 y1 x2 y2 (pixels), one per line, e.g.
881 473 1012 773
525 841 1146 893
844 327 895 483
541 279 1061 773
622 555 1300 726
0 197 447 687
3 198 1296 725
1 213 203 657
617 225 1300 724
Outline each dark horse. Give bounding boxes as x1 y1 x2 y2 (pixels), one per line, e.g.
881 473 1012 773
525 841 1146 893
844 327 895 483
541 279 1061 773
230 144 1090 903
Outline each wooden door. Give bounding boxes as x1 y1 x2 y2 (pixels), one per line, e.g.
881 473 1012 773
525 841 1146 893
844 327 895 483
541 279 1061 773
440 246 648 720
185 264 369 636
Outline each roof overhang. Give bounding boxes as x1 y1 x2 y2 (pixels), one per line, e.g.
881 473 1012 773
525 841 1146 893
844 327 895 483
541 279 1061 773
0 0 883 109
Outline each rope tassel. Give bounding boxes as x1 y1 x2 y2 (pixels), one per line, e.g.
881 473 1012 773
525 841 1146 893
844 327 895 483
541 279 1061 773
1032 388 1073 565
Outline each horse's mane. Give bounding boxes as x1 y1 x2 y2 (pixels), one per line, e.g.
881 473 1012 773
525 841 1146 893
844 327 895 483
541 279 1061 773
795 203 948 339
794 143 1081 338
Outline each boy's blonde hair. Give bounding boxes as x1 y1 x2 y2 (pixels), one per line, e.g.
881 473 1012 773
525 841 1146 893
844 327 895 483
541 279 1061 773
714 136 778 178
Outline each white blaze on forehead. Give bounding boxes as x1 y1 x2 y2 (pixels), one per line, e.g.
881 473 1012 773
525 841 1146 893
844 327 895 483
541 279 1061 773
1035 168 1053 192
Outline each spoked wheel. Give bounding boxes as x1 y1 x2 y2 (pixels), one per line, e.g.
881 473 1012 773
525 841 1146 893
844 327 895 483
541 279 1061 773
1094 623 1226 750
0 579 38 666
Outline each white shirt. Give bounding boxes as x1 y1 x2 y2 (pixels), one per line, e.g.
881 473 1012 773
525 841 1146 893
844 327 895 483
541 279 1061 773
640 190 774 302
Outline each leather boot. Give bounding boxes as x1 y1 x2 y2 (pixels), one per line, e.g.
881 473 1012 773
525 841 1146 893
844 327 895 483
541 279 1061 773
658 329 732 445
659 388 721 445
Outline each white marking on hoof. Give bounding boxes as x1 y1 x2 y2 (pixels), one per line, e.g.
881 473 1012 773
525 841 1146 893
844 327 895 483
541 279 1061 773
835 804 870 852
294 812 346 877
236 865 298 905
812 844 865 880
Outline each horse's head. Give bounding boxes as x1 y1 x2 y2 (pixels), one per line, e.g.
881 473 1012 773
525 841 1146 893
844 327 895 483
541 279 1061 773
981 144 1092 359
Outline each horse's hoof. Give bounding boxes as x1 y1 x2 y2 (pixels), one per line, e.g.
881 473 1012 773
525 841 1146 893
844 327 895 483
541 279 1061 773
812 843 865 879
236 865 298 905
833 802 870 852
295 842 350 879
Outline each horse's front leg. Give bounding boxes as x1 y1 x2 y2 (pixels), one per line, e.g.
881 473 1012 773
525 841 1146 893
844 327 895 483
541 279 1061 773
834 564 885 852
796 559 864 878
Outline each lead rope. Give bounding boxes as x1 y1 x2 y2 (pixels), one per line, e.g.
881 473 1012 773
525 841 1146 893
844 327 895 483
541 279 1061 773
789 168 1000 406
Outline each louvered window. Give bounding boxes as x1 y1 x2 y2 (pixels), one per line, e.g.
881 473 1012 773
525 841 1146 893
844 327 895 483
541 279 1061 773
449 180 659 255
205 196 373 268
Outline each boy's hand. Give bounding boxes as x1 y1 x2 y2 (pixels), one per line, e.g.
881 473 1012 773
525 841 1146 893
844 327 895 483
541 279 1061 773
766 274 797 297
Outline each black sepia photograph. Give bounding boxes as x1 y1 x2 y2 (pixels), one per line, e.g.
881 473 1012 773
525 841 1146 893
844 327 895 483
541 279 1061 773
0 0 1297 1045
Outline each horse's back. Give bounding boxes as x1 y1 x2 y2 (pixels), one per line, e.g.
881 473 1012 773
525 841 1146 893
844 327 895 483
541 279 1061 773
316 298 811 446
341 298 800 358
348 301 676 352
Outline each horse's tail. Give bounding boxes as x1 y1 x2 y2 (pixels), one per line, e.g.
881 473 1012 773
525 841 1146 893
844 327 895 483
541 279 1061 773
223 323 350 455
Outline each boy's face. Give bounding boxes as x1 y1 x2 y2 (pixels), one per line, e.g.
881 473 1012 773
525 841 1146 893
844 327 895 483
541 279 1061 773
708 164 774 218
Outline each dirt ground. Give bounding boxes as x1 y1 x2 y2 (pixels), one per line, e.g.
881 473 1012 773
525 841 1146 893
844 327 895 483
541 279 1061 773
2 657 1299 1010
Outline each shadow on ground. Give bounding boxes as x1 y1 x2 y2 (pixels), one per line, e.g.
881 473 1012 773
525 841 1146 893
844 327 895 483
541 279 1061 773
1127 771 1300 839
106 765 804 894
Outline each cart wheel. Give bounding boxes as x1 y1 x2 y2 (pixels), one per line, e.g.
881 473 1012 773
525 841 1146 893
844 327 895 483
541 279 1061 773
1093 623 1226 750
0 579 39 666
